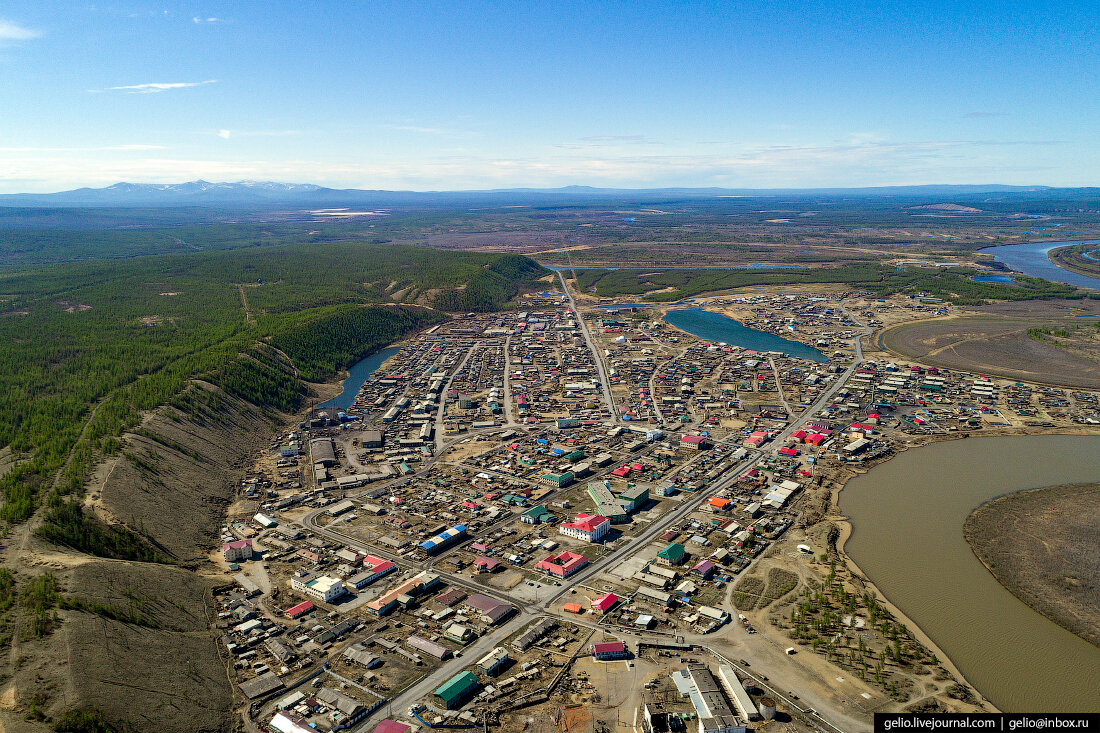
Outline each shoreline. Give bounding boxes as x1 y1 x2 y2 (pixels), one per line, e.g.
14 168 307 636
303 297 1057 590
963 484 1100 650
1048 244 1100 282
830 427 1100 713
828 445 998 713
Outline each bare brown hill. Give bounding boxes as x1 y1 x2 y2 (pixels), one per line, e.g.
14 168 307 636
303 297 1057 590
92 381 282 564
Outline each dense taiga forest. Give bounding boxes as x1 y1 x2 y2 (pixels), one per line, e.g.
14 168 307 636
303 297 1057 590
0 240 545 546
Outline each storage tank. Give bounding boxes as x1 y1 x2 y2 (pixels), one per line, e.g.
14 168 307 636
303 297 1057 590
759 697 776 720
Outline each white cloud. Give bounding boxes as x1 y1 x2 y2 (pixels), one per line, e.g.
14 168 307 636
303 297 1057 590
217 129 231 139
103 80 218 94
192 17 225 23
0 19 40 42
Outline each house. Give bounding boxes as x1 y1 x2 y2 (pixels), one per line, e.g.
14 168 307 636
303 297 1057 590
473 556 502 573
223 539 252 563
692 560 717 579
443 622 475 644
477 647 510 676
535 550 588 578
512 619 557 651
559 513 610 543
463 594 515 625
590 641 630 660
315 687 368 727
563 602 583 614
656 542 686 566
592 592 618 614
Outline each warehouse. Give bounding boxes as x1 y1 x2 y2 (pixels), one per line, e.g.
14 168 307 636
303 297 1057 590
408 635 452 660
310 438 337 467
434 671 479 709
360 429 384 448
419 525 467 555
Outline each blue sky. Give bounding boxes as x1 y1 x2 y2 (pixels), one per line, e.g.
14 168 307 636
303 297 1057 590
1 1 1098 192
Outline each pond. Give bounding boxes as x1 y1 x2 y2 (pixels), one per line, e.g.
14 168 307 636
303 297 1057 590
662 308 827 362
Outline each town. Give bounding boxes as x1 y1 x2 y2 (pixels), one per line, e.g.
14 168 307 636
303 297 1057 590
213 278 1100 733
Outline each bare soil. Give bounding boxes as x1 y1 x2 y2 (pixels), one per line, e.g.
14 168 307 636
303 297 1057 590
965 483 1100 647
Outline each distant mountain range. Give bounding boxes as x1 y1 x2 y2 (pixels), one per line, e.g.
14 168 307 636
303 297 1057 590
0 180 1092 208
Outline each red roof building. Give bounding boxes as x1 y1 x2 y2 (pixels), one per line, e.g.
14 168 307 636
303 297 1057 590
590 641 629 660
559 513 610 543
592 592 619 614
286 600 315 619
222 539 252 562
535 551 588 578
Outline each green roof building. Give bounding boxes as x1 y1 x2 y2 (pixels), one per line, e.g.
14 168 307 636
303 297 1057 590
434 670 479 709
656 542 686 566
522 505 550 524
540 472 575 488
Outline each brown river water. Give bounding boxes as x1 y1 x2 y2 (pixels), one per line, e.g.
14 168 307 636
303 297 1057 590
840 435 1100 712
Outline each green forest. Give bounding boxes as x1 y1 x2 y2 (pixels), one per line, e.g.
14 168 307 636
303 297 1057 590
0 239 545 548
574 264 1087 305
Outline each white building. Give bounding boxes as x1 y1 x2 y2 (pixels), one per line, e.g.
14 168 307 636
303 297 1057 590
558 513 610 543
290 573 345 603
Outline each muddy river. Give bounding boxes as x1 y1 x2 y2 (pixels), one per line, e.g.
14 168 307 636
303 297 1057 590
840 435 1100 712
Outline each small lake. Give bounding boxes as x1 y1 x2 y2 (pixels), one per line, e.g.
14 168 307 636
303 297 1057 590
318 345 403 410
662 308 827 362
841 435 1100 712
979 240 1100 289
971 275 1015 284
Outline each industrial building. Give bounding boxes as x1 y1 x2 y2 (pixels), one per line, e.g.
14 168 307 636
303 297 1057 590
310 438 337 467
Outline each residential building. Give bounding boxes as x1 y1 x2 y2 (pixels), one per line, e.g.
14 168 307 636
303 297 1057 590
223 539 252 563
